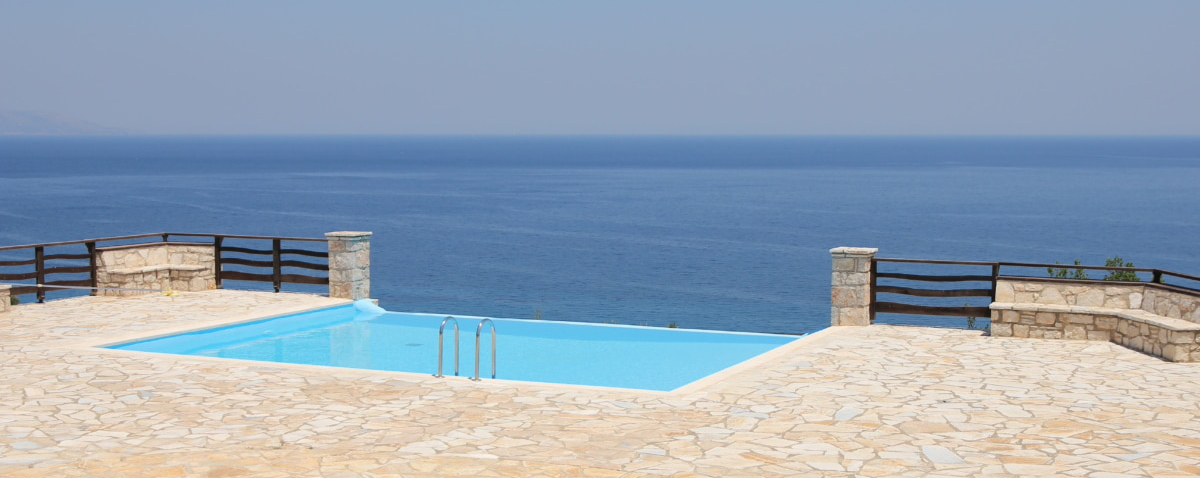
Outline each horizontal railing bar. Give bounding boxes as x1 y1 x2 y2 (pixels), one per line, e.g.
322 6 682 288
998 261 1157 272
166 232 326 242
278 248 328 258
220 246 273 256
875 301 992 318
220 257 274 268
0 258 37 266
219 270 275 282
875 285 994 298
279 260 328 271
0 233 166 251
0 272 38 280
42 253 91 261
1160 270 1200 282
279 274 329 285
95 241 209 252
219 258 326 271
9 286 38 295
997 276 1145 286
876 272 995 282
875 257 999 266
41 266 93 275
0 232 326 251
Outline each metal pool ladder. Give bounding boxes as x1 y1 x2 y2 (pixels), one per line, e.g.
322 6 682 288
435 316 459 378
473 319 496 381
434 316 497 381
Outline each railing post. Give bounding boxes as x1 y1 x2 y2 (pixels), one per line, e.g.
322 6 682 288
213 236 224 288
325 231 372 300
868 258 877 323
161 233 170 242
86 242 98 296
830 247 877 326
272 239 282 292
34 246 45 303
1152 269 1163 284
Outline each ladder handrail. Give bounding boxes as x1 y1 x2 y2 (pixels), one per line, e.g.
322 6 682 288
435 316 459 378
473 318 496 381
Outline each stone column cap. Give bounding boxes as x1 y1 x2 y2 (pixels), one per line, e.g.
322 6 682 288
0 284 10 290
325 231 373 239
830 246 878 255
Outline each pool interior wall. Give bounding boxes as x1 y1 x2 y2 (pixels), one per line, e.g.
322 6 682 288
105 302 801 391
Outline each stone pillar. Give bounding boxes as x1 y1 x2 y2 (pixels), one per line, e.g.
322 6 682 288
326 231 372 300
0 284 10 313
831 246 878 326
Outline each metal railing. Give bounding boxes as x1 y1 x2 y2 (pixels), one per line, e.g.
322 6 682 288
436 316 460 378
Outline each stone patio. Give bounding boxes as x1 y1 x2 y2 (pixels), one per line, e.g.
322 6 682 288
2 290 1199 477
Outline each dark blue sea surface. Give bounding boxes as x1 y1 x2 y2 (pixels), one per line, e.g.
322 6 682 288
1 136 1198 333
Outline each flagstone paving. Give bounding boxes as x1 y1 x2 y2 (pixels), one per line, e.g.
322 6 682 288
2 290 1199 477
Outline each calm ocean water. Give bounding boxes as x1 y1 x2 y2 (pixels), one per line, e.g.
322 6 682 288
1 136 1198 333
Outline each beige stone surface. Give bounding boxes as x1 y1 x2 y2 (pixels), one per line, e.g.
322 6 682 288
96 243 217 296
3 292 1200 477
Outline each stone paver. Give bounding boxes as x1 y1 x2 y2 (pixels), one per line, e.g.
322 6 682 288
2 290 1199 477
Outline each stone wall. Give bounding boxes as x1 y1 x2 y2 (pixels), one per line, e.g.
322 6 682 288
994 278 1200 324
990 306 1199 362
830 247 876 326
994 279 1144 309
96 243 216 296
1142 287 1200 323
991 278 1200 362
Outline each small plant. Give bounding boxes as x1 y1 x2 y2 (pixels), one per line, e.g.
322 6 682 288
1048 259 1090 280
666 322 678 328
531 308 543 320
8 295 18 306
1048 256 1142 282
1102 256 1140 282
964 302 977 330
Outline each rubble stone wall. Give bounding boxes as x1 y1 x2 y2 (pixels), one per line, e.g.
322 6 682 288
96 243 216 296
991 278 1200 362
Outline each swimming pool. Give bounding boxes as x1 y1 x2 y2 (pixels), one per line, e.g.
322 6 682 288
105 301 800 391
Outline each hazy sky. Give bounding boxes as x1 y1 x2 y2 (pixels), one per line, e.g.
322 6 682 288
2 1 1198 135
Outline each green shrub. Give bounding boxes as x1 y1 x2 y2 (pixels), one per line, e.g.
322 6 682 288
1048 259 1089 280
1048 256 1141 282
1102 256 1140 281
8 295 18 306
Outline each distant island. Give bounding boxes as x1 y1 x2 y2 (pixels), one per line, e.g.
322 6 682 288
0 110 129 135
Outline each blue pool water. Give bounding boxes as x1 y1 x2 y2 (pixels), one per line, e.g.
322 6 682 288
105 302 799 391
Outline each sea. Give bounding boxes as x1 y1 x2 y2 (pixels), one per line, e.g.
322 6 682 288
1 135 1198 334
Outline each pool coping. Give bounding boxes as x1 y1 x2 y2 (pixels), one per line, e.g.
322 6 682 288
61 300 840 396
